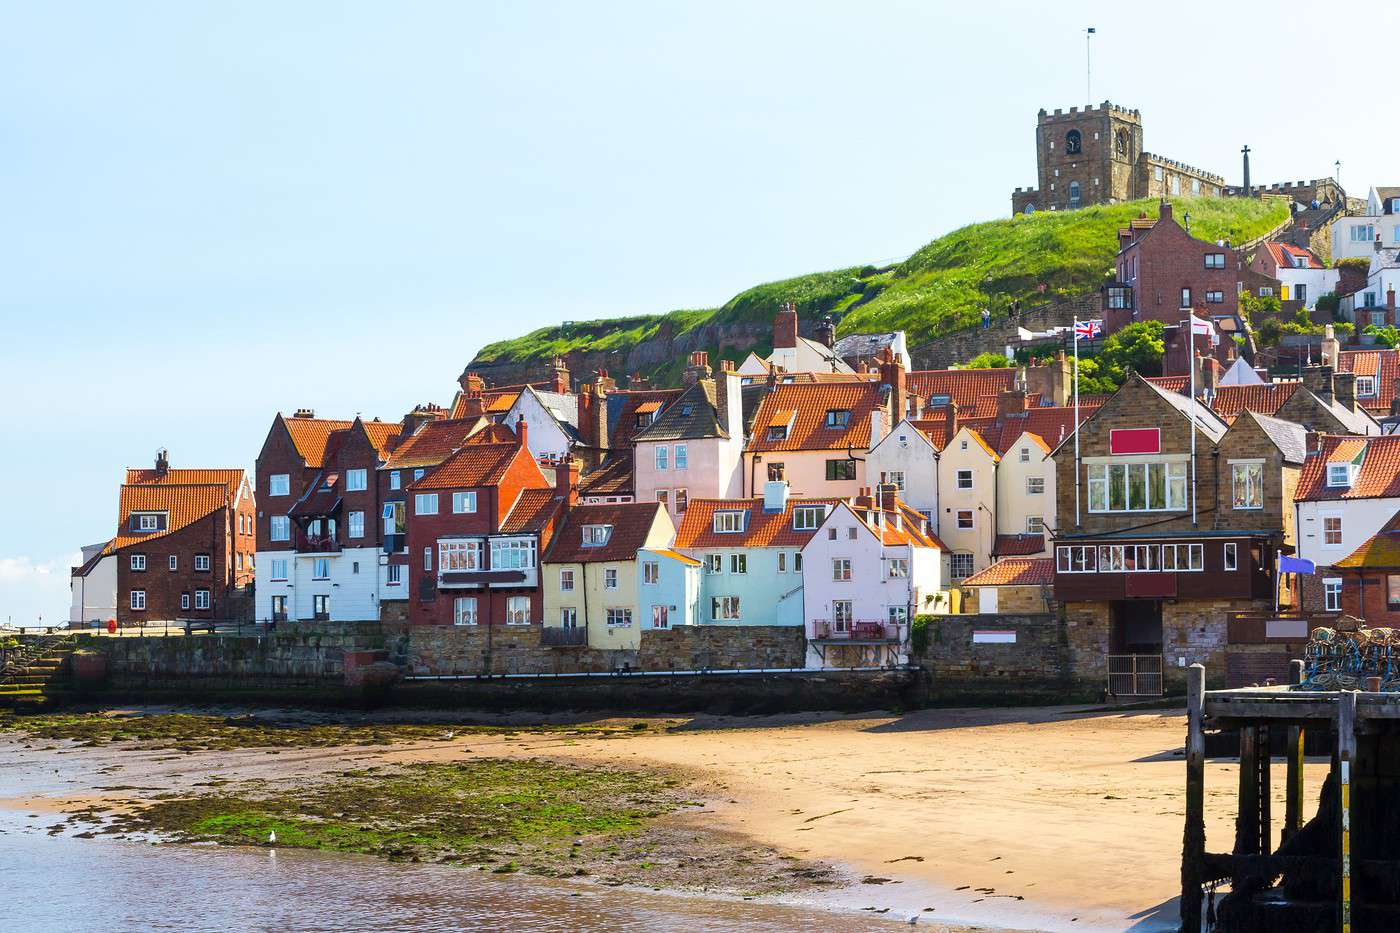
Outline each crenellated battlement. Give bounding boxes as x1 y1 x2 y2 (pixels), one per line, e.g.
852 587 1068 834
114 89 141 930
1141 153 1225 185
1038 100 1141 123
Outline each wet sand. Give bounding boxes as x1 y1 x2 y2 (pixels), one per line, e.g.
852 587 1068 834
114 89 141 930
0 704 1331 932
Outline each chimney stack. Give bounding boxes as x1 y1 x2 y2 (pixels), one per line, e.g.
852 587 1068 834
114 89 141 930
1389 287 1396 311
773 302 798 350
996 389 1027 420
763 479 789 514
458 369 485 397
1321 324 1340 369
944 401 959 443
1334 371 1357 414
292 408 315 419
879 350 907 423
683 351 712 385
550 356 571 394
717 368 742 440
556 457 580 505
516 414 529 451
1159 200 1173 224
1302 364 1336 405
155 448 169 475
814 315 836 349
877 483 898 514
579 383 608 452
869 409 885 449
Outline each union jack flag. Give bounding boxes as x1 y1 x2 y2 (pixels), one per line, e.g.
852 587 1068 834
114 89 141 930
1074 319 1102 340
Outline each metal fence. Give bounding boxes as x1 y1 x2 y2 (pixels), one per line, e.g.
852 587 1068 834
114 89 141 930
1107 654 1164 697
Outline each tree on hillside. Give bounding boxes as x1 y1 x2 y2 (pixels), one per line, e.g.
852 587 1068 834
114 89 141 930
964 351 1011 369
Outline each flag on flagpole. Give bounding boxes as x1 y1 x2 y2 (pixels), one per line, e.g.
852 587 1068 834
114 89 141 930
1074 319 1102 340
1188 315 1213 337
1279 555 1316 575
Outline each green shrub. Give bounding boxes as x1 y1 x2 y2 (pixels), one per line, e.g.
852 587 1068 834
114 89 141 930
910 615 934 655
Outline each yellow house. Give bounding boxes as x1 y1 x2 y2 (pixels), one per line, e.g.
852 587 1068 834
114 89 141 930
541 501 675 651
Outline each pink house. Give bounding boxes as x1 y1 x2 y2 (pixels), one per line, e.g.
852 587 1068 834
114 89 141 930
800 486 947 669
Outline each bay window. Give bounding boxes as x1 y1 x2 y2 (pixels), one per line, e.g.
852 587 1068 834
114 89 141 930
1087 460 1186 513
439 540 483 572
490 538 537 570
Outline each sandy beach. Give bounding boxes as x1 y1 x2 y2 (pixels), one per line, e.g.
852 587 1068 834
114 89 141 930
0 704 1330 932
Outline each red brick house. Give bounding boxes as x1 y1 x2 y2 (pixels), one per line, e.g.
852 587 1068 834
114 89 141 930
1106 201 1243 331
405 420 570 626
1333 508 1400 622
114 451 255 625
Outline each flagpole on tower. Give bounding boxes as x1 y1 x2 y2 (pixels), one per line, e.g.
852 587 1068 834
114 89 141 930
1085 27 1096 102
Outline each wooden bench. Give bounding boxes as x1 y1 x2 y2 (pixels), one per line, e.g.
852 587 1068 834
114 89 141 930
182 619 219 635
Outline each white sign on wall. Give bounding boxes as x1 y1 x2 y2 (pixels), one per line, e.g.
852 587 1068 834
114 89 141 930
973 630 1017 645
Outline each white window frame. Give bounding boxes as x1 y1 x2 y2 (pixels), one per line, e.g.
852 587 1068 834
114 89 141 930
885 557 910 578
1357 376 1377 397
505 595 531 625
956 469 973 490
490 537 537 570
194 589 211 610
705 554 723 574
711 595 741 621
415 493 439 515
181 593 190 610
348 510 365 539
1026 476 1045 495
1223 542 1238 572
270 559 288 581
655 445 669 471
386 564 403 586
312 557 330 580
129 590 146 610
674 444 687 470
559 607 578 628
832 558 852 582
1087 460 1188 513
1326 464 1352 488
271 516 291 541
454 597 478 626
604 567 618 589
345 469 368 492
130 554 146 571
559 568 575 591
651 605 669 629
1324 577 1343 612
606 607 633 627
1230 460 1264 511
168 554 178 571
642 560 659 585
390 471 401 490
582 524 612 546
956 509 974 530
194 554 211 571
138 513 159 531
1055 546 1098 573
713 510 747 533
1323 514 1344 547
793 505 825 531
423 547 433 572
730 553 747 575
452 491 478 514
949 552 975 580
269 474 290 496
439 540 483 572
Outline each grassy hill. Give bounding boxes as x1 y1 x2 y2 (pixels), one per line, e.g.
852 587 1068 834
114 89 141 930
473 196 1289 378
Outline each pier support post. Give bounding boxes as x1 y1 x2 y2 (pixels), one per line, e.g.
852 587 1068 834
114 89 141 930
1285 659 1305 843
1236 724 1261 856
1259 723 1271 854
1182 663 1206 933
1338 690 1356 933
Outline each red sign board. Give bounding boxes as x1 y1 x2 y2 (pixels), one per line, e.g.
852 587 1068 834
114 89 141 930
1110 428 1160 455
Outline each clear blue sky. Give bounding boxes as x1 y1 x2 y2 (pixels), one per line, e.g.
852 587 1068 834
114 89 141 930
2 1 1393 623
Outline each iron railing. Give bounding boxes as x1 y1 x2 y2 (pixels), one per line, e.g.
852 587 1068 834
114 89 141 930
808 619 907 643
1107 654 1164 696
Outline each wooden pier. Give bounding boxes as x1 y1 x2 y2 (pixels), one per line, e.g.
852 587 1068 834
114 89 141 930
1182 661 1400 932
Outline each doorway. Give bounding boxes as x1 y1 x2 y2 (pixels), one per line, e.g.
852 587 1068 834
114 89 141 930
1107 600 1164 696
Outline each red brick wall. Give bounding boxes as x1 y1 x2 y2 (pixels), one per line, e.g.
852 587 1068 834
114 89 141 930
1340 571 1400 623
330 425 383 550
255 418 311 553
118 507 249 624
1123 215 1240 325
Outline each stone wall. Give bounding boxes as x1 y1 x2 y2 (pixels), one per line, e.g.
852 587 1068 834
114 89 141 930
917 613 1093 702
910 293 1102 371
638 626 805 671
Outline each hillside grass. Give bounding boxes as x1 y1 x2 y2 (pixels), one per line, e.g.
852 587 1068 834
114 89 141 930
474 196 1289 370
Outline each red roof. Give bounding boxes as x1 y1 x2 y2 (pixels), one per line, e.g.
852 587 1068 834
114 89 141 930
960 402 1105 454
125 468 245 498
1262 241 1325 271
282 416 354 468
544 502 664 563
1146 377 1300 422
1338 349 1399 414
580 453 634 497
114 483 230 550
746 383 886 453
961 557 1055 587
907 368 1017 409
384 419 497 470
674 496 844 549
499 488 566 535
853 499 945 549
992 534 1046 557
1296 434 1400 501
408 442 526 491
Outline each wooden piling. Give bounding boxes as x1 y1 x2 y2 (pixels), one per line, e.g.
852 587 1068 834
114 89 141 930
1338 689 1356 933
1182 663 1206 933
1259 723 1271 854
1285 659 1305 843
1237 724 1260 856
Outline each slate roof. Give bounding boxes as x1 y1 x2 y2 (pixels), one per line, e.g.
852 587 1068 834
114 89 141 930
907 368 1018 409
833 332 900 359
633 380 727 442
991 534 1046 557
408 442 526 491
543 501 664 563
960 557 1055 587
1335 508 1400 570
114 483 229 550
1241 410 1308 464
580 453 634 498
1142 376 1229 442
746 382 886 453
1296 434 1400 501
674 496 844 549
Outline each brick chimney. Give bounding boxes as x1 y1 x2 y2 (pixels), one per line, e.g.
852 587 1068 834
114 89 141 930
1025 352 1071 406
401 403 445 437
1334 371 1357 413
624 371 644 390
1389 287 1396 311
1304 430 1323 457
1321 324 1340 369
717 369 742 439
879 350 907 423
1302 364 1336 405
814 315 835 349
944 401 959 443
458 369 485 397
579 382 608 451
549 356 571 394
1159 200 1173 224
877 483 898 514
555 457 580 505
1198 355 1220 399
996 389 1027 420
719 359 735 373
593 369 616 393
774 302 798 350
516 414 529 451
155 448 169 476
683 351 712 386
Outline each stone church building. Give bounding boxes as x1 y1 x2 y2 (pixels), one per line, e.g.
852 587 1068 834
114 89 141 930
1011 101 1225 215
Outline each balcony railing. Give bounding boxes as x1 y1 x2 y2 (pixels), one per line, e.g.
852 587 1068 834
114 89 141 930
808 619 907 643
541 626 588 648
296 533 340 554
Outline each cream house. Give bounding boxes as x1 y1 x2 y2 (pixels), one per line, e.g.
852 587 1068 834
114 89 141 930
994 431 1055 552
935 426 1000 581
541 502 675 652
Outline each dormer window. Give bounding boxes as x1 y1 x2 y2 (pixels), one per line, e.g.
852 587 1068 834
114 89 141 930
1357 376 1377 397
793 505 826 531
825 409 851 428
581 524 613 546
636 412 653 428
930 395 950 406
1327 463 1354 488
680 404 694 417
713 510 747 533
137 514 158 531
767 425 787 441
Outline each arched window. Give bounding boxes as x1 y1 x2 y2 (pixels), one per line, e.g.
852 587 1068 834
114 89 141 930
1065 129 1082 155
1068 181 1081 208
1115 129 1130 156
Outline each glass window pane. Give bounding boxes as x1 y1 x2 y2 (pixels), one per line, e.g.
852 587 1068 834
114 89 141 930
1109 465 1127 511
1149 462 1166 510
1128 463 1147 511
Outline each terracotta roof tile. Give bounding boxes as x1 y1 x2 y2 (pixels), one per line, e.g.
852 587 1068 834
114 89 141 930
383 419 493 470
960 557 1055 587
1339 348 1399 414
408 442 525 491
499 488 565 535
114 483 229 550
859 501 945 550
282 416 354 468
646 548 701 565
674 496 844 549
1296 434 1400 500
362 420 405 456
992 534 1046 557
1335 508 1400 570
125 468 245 497
907 368 1017 409
544 501 663 563
747 383 885 453
580 453 634 497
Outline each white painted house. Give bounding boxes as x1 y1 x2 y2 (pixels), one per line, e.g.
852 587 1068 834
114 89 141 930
865 417 942 518
69 541 117 626
1330 187 1400 263
1294 434 1400 612
800 491 946 669
504 386 580 463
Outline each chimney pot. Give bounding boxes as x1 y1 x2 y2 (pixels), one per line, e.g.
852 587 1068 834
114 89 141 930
155 448 169 475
